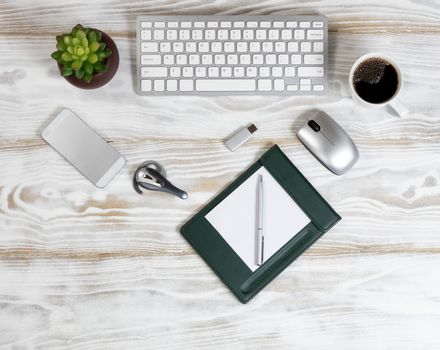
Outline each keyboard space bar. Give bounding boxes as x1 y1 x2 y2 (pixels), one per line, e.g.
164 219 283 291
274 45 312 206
196 79 256 92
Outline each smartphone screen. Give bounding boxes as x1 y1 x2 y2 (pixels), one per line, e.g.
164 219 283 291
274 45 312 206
42 109 125 188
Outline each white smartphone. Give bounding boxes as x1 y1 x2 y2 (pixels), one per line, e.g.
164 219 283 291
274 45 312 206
42 109 126 188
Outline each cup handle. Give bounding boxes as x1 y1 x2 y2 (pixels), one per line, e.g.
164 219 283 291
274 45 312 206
389 98 409 117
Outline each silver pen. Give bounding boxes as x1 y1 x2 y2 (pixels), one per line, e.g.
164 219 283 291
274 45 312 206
256 174 264 265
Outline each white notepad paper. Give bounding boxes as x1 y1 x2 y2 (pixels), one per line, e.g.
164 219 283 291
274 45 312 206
205 166 311 271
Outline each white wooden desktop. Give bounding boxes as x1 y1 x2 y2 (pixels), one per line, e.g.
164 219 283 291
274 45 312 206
1 1 440 349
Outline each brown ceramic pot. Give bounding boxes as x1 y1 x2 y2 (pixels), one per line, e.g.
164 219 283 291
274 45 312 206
57 29 119 89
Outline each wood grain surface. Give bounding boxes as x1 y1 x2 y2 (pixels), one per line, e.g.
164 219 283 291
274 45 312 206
1 0 440 349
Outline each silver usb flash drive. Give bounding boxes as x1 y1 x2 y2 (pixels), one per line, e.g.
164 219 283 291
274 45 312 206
225 124 258 151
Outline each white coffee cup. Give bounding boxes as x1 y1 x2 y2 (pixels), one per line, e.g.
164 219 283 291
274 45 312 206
349 53 409 117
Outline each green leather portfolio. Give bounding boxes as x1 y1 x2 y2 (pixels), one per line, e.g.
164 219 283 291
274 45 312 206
180 144 341 303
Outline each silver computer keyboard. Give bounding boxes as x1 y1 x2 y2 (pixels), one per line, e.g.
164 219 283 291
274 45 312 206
136 16 328 95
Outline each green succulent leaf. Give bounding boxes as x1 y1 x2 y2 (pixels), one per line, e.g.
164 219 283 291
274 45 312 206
71 59 83 70
75 47 85 56
81 37 88 48
80 55 88 61
98 48 112 60
98 42 106 51
85 28 91 35
93 61 107 73
83 72 93 83
62 60 72 68
75 68 85 79
84 61 93 75
87 53 98 64
75 24 85 31
72 37 81 46
67 46 74 54
63 35 72 46
76 30 86 40
89 41 100 53
56 35 64 45
61 52 74 61
56 42 67 52
51 51 61 60
62 67 73 77
87 31 97 43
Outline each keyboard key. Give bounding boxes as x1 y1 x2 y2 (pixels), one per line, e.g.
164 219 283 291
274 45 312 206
247 67 257 77
274 79 285 91
247 21 258 28
194 22 204 28
256 30 266 40
275 42 286 52
265 54 276 64
180 79 194 91
278 55 289 64
313 84 324 91
141 42 158 52
168 22 178 28
163 55 174 64
300 79 311 85
258 79 272 91
181 22 191 28
291 55 302 65
313 22 324 28
141 55 161 65
173 42 184 52
176 54 187 64
221 67 232 77
260 21 270 28
268 30 279 40
207 22 218 28
273 21 284 28
288 42 298 52
196 67 207 77
300 22 310 28
240 54 251 64
141 30 152 40
294 30 305 40
234 21 245 28
285 67 295 76
141 22 152 28
234 67 245 77
260 67 270 77
281 30 292 40
253 55 264 64
301 42 312 52
183 67 194 77
287 84 298 91
167 30 177 40
141 79 152 91
196 79 256 91
167 79 178 91
154 79 165 91
160 42 171 52
141 67 167 77
304 54 324 64
192 30 203 40
307 30 324 40
298 66 324 77
208 67 219 77
272 67 283 77
153 30 164 40
170 67 181 77
286 21 297 28
313 42 324 52
243 30 254 40
154 22 165 28
221 21 231 27
250 42 260 52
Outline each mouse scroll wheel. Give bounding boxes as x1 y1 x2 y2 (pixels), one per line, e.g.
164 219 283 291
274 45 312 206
308 120 321 132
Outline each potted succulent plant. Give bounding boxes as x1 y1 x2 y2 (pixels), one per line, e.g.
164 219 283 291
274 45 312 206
51 24 119 89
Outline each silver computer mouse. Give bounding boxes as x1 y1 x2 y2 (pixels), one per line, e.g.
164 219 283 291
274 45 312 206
297 111 359 175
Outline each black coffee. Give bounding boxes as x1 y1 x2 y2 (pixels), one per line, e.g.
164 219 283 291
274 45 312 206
353 57 399 104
